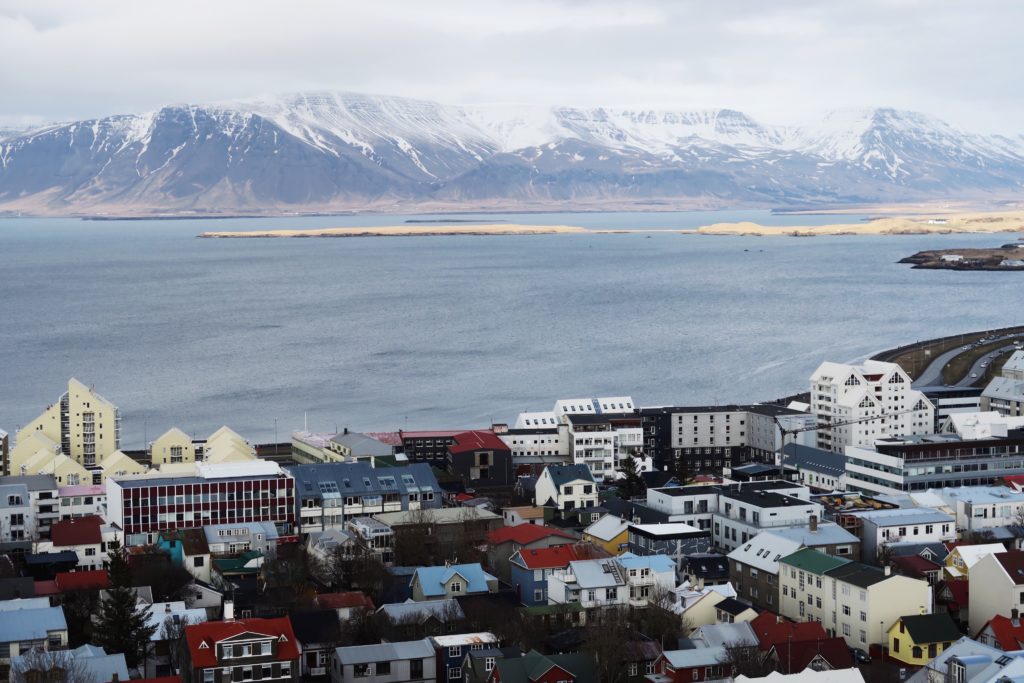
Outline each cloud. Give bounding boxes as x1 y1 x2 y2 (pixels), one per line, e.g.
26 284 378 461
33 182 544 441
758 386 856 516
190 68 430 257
1 0 1022 133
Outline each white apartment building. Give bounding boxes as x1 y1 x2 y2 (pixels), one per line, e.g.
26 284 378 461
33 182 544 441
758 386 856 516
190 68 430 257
853 508 955 561
982 351 1024 417
58 484 106 520
546 552 676 609
778 548 932 648
810 361 935 453
713 489 823 552
12 378 121 469
0 482 32 542
934 486 1024 534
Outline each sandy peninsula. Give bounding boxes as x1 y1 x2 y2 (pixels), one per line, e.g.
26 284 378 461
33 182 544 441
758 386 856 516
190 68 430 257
199 224 588 238
697 210 1024 236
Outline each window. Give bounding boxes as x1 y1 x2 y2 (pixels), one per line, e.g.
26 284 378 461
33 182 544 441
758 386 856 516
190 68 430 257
486 657 496 672
912 646 922 659
860 611 867 622
194 556 205 567
843 624 851 637
203 671 214 683
448 667 462 679
629 662 638 676
893 638 900 653
860 630 867 643
376 661 391 675
534 589 545 602
353 663 370 677
842 606 851 616
448 646 462 658
411 660 424 678
450 582 462 593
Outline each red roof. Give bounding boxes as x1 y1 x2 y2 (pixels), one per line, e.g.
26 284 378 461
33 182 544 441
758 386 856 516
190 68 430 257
513 545 583 569
487 523 574 546
362 431 403 446
50 515 103 547
980 614 1024 650
941 580 970 611
185 617 299 669
314 591 375 611
54 569 110 592
448 430 509 454
750 612 829 650
995 551 1024 585
34 580 58 596
771 637 853 674
891 555 942 578
1004 475 1024 491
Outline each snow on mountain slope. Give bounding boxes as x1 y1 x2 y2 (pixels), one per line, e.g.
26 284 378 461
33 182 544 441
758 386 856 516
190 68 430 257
2 91 1024 213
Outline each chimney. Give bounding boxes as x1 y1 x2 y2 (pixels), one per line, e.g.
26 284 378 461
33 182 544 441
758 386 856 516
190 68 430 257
884 565 891 576
1013 608 1020 627
344 427 349 435
223 600 235 621
777 614 784 624
809 515 818 533
164 602 171 613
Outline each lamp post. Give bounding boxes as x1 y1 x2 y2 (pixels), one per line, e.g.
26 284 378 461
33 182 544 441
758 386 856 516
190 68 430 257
274 418 278 456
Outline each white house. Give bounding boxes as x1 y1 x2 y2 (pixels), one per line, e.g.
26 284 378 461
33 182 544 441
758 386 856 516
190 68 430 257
853 508 955 561
534 465 598 512
547 553 676 609
713 488 823 552
969 550 1024 636
810 360 935 454
934 486 1024 534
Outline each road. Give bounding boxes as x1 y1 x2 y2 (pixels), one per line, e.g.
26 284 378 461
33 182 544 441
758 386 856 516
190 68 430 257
913 333 1024 389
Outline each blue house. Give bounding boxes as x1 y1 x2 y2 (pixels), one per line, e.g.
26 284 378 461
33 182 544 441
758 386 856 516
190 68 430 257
410 563 498 601
430 632 497 683
509 545 585 606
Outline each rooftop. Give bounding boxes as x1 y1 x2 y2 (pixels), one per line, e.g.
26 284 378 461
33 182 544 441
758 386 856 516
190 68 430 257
895 613 962 644
854 507 954 525
487 523 574 546
185 617 298 668
49 514 104 547
720 488 816 509
449 430 509 454
335 638 434 664
825 562 891 588
629 521 706 537
995 551 1024 585
779 548 851 576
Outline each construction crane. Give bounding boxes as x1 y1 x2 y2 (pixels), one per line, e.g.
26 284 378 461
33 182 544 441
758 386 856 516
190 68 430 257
771 405 929 480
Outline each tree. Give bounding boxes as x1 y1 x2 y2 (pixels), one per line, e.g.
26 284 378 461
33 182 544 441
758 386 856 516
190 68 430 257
636 584 688 649
618 456 646 500
583 607 633 683
94 548 158 670
9 647 96 683
718 642 776 679
159 613 194 678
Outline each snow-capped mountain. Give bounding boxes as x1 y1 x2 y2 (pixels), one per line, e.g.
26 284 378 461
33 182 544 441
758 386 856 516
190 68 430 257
2 92 1023 214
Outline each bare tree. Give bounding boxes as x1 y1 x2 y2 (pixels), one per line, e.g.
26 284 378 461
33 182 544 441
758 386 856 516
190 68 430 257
636 584 689 649
9 647 97 683
583 607 633 683
158 613 194 678
1013 504 1024 528
718 642 775 679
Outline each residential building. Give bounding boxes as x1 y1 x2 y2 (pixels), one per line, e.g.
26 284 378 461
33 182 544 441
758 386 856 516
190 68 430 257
689 620 759 649
106 461 295 543
290 609 343 680
715 597 758 623
410 563 498 601
778 548 932 648
0 482 31 542
447 431 513 486
432 633 498 683
38 514 120 571
562 411 642 477
639 403 815 474
683 553 731 587
57 483 106 520
0 474 59 539
157 528 213 583
533 465 598 512
398 430 464 465
374 599 465 640
485 524 574 582
976 610 1024 651
713 488 823 552
922 386 984 428
728 520 860 611
11 378 122 469
944 543 1006 582
348 517 394 564
326 430 395 463
780 443 846 491
546 552 675 609
887 613 961 666
969 551 1024 635
583 514 629 555
499 426 569 465
289 462 440 534
375 507 503 564
809 360 934 453
313 592 375 622
150 427 199 467
0 598 68 667
509 545 592 606
143 600 209 678
851 508 955 562
332 638 436 683
934 486 1024 534
181 616 299 683
10 644 128 683
204 521 279 556
765 637 854 676
627 522 712 567
647 647 730 683
666 581 738 629
844 430 1024 496
487 649 596 683
982 350 1024 417
501 506 546 527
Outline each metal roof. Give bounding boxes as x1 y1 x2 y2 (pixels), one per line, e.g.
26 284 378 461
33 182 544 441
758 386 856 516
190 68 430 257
0 604 67 642
287 461 438 502
335 638 434 664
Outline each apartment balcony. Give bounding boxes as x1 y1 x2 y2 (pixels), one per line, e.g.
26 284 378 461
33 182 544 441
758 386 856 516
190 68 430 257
309 667 327 677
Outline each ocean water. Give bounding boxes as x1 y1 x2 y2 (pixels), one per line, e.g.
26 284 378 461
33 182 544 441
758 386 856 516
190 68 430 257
0 210 1021 448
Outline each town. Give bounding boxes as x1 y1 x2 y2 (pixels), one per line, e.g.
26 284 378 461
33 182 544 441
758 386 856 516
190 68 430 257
1 340 1024 683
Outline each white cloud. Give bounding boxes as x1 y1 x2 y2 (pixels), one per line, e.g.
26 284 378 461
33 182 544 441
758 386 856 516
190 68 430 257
0 0 1022 133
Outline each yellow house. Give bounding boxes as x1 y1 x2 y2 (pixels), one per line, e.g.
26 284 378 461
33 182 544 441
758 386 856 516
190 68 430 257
15 378 120 468
10 431 62 476
582 513 629 555
20 447 91 486
149 427 196 466
98 450 149 481
887 613 961 665
944 543 1005 582
204 426 256 463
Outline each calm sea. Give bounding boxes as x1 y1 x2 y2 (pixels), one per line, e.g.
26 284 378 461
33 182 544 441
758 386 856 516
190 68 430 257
1 210 1021 448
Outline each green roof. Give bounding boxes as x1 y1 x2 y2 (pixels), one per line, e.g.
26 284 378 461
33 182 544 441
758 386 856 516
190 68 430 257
779 547 851 575
493 650 596 683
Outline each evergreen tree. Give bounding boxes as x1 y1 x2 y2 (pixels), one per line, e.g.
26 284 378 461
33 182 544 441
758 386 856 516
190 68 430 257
94 548 158 670
618 456 647 499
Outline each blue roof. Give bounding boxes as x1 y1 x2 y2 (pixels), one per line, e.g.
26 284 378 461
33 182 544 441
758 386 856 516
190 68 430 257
618 552 676 573
413 563 496 597
0 605 67 642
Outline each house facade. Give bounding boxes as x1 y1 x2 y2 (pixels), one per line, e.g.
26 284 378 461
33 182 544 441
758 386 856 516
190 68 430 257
181 616 299 683
534 465 598 512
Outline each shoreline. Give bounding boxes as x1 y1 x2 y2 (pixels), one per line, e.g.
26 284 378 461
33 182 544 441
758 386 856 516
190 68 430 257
199 224 591 238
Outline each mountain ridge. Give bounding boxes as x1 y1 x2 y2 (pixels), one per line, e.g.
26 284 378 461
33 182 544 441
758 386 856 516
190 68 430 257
2 92 1023 215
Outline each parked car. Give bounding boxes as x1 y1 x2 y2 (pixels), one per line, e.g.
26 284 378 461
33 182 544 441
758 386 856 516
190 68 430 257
850 648 871 664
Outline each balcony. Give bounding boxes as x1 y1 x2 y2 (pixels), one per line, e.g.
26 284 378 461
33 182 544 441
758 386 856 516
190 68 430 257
309 667 327 677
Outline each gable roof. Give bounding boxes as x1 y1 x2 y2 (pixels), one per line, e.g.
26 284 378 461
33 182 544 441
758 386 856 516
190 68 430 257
583 514 629 542
55 569 110 592
50 515 104 546
950 543 1006 570
729 534 803 574
314 591 375 611
511 545 583 570
412 563 496 597
377 598 464 624
0 604 68 642
750 612 828 650
492 649 596 683
543 465 595 487
979 614 1024 651
448 430 509 454
487 523 574 546
185 617 298 668
334 638 434 665
770 636 854 674
994 551 1024 585
891 554 942 578
896 613 962 644
716 597 754 617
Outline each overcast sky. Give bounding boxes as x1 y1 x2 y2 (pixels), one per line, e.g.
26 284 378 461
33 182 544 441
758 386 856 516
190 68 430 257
2 0 1021 133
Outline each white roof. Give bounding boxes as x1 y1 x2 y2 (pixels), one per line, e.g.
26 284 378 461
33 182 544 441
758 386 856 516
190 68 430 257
514 411 559 429
1004 350 1024 375
948 410 1024 439
195 461 281 479
584 514 628 542
737 670 866 682
728 533 802 574
951 543 1006 570
629 522 703 536
431 632 497 647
